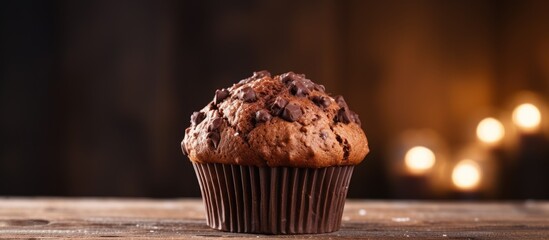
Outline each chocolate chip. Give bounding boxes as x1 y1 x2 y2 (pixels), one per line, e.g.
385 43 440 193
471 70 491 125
238 70 271 85
237 78 251 85
343 139 350 160
312 95 331 108
281 102 303 122
252 70 271 79
333 96 353 124
301 79 315 90
239 86 257 102
280 71 304 85
208 117 223 131
314 84 326 92
190 111 206 126
290 80 310 97
207 101 217 110
206 132 220 149
214 89 230 104
270 97 288 116
320 131 328 140
332 95 359 125
280 72 295 84
336 107 353 124
334 95 348 108
255 109 272 123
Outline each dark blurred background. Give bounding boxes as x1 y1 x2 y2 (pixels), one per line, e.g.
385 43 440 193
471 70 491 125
2 0 549 199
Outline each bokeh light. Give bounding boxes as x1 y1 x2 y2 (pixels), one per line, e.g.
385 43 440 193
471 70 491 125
476 117 505 145
404 146 436 175
512 103 541 133
452 159 482 191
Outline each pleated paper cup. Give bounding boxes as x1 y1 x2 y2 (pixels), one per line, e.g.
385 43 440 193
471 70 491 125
192 162 354 234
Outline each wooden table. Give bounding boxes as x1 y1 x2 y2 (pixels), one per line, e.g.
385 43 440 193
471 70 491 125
0 198 548 239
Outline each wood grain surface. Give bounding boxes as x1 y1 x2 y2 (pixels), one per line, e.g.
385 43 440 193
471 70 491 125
0 198 548 239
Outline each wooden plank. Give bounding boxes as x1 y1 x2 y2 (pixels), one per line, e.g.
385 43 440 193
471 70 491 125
0 198 548 239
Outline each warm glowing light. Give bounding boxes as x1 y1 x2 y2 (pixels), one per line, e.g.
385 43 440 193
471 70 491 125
512 103 541 132
404 146 436 174
452 159 481 191
476 117 505 144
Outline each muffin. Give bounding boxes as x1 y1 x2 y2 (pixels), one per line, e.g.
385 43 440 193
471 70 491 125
182 71 369 234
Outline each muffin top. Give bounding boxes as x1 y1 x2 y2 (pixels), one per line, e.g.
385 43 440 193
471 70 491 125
181 71 369 168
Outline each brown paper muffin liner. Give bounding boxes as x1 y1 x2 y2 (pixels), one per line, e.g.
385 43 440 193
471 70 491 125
192 162 354 234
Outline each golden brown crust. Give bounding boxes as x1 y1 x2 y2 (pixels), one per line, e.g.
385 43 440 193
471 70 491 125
182 71 369 168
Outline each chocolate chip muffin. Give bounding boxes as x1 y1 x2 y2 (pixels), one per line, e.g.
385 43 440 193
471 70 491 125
182 71 369 234
182 71 368 167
